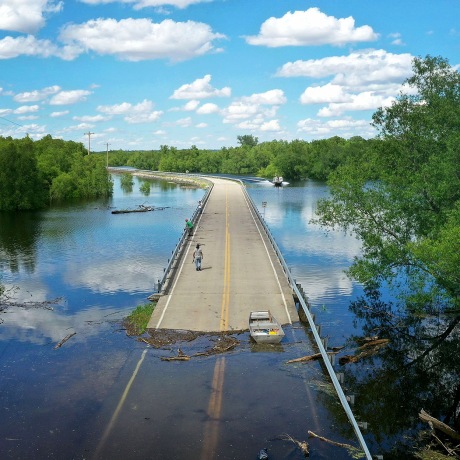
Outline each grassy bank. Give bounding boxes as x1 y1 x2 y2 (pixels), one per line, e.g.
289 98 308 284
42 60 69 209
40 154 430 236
124 303 155 336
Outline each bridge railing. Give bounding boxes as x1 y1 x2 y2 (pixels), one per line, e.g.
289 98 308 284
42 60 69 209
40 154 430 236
239 181 373 460
155 179 213 295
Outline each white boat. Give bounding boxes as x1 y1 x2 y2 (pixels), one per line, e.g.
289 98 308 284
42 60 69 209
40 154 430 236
249 310 285 344
272 176 283 187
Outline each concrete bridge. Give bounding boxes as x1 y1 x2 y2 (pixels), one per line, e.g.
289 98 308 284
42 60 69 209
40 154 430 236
147 177 298 333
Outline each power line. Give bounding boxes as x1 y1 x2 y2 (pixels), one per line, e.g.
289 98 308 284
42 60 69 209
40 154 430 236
0 116 24 127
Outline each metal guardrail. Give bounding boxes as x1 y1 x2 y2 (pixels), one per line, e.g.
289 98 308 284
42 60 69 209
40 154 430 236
239 181 373 460
150 173 373 459
155 180 213 294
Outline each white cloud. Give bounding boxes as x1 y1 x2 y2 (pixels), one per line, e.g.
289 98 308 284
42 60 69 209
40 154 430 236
195 122 207 128
245 7 378 47
17 115 38 120
300 83 352 104
183 100 200 111
50 110 69 117
260 119 281 131
13 85 61 102
317 92 395 117
196 102 220 114
13 105 39 114
240 89 286 105
222 89 286 124
81 0 209 8
73 115 111 123
277 49 413 89
97 99 163 123
59 18 225 62
0 0 62 34
49 90 92 105
297 117 375 138
171 74 231 99
0 35 80 60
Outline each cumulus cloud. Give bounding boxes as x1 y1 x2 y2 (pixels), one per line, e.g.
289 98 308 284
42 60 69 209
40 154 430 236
49 90 92 105
297 117 376 138
97 99 163 124
171 75 231 99
196 102 220 114
0 0 62 34
317 92 395 117
50 110 69 117
59 18 225 62
0 35 80 60
73 115 111 123
300 83 352 104
14 85 61 103
80 0 209 9
14 105 39 114
222 89 286 124
183 100 200 111
277 49 413 89
245 7 378 47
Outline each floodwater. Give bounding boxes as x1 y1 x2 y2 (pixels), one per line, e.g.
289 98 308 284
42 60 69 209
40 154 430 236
0 174 369 459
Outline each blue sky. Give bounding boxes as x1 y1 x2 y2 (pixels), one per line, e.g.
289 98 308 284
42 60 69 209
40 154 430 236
0 0 458 151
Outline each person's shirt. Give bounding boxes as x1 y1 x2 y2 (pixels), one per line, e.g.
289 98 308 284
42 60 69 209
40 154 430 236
194 248 203 258
186 220 193 229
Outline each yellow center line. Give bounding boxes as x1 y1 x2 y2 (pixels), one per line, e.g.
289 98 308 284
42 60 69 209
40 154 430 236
220 188 230 331
93 349 148 459
201 187 231 459
201 356 226 460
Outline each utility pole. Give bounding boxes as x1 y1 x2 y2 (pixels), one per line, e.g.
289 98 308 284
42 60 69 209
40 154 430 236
106 142 110 168
84 132 94 155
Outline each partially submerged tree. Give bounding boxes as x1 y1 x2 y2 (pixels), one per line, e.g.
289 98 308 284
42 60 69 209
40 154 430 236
315 55 460 338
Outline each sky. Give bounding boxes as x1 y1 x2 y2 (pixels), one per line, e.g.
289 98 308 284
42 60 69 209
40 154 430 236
0 0 459 151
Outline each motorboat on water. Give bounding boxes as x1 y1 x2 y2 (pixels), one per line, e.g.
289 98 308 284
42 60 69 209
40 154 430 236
272 175 283 187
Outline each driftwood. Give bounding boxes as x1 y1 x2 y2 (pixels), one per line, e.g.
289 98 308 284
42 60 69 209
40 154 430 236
54 332 76 349
419 409 460 441
280 433 309 456
339 338 390 365
286 353 322 364
161 348 191 361
307 430 357 451
286 351 339 364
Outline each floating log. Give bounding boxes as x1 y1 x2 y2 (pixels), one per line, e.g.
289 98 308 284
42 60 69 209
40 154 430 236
286 353 322 363
419 409 460 441
54 332 76 349
307 430 357 451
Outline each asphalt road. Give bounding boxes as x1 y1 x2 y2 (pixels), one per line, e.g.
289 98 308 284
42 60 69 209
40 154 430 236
148 178 298 333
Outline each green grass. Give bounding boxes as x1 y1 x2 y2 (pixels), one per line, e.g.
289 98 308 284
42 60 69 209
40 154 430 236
125 303 155 335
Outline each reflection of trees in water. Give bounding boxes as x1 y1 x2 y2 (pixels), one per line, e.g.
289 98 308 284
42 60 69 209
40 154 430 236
339 288 460 458
0 212 41 273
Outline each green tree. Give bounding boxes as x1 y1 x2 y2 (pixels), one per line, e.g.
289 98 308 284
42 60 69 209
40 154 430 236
315 55 460 331
0 140 46 210
237 134 258 148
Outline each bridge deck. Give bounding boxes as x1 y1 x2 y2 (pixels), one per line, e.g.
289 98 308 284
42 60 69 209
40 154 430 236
147 178 297 333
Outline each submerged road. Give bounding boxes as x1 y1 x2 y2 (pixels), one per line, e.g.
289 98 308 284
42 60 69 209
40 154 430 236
148 177 298 333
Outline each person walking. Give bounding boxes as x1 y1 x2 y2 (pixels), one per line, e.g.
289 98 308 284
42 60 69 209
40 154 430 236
185 218 194 236
198 200 203 214
193 244 203 271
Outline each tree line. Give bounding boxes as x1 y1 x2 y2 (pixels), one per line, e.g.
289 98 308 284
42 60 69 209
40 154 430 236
0 135 112 211
104 135 376 182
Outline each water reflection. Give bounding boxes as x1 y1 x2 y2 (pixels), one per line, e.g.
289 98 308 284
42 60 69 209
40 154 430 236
0 211 42 273
1 174 204 345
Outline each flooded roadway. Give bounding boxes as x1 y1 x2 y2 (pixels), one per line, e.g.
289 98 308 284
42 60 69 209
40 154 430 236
0 175 367 459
